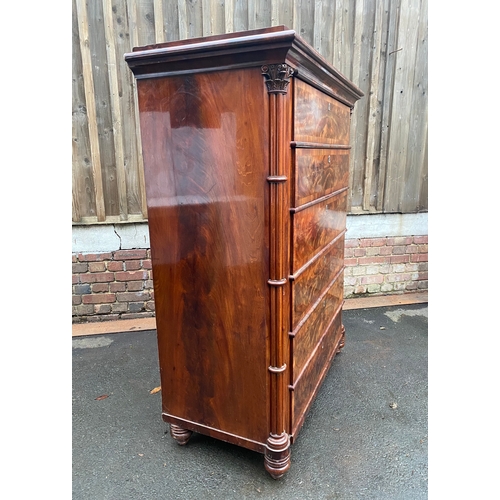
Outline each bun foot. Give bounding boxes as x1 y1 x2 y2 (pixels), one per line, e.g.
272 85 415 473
264 433 291 479
170 424 193 445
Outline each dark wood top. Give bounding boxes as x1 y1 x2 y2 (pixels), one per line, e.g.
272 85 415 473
124 26 363 107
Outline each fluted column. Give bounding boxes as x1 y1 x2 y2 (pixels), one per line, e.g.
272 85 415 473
262 63 294 479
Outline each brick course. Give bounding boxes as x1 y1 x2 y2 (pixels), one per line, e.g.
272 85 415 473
72 236 428 324
72 249 154 324
343 235 428 299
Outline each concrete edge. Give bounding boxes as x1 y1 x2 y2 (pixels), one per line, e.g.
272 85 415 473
72 213 428 254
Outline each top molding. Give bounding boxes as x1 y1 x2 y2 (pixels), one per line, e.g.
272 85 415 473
124 26 363 108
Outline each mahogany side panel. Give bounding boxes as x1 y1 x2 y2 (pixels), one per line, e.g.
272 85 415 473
136 68 270 446
295 149 350 207
292 190 347 272
294 78 351 145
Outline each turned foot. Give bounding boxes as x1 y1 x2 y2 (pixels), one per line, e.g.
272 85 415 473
264 433 291 479
336 324 346 353
170 424 193 445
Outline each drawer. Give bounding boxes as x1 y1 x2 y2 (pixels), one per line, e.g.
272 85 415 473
291 234 344 328
291 311 343 437
292 189 347 272
294 79 351 145
291 271 344 378
295 148 350 207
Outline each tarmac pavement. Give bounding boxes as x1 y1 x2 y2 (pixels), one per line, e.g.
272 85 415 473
72 303 428 499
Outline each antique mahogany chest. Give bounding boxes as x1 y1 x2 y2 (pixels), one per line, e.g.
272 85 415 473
125 26 363 478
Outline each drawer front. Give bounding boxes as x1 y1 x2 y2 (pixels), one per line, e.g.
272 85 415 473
291 311 343 436
291 235 344 329
294 79 351 145
291 272 344 378
295 148 350 207
292 189 347 272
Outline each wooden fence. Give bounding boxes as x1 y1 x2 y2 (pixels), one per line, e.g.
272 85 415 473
72 0 428 224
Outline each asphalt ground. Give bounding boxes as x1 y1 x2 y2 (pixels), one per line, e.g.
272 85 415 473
72 304 428 499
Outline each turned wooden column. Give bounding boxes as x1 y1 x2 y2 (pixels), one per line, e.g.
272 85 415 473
262 63 294 479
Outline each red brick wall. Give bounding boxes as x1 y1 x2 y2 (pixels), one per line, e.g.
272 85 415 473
72 249 155 323
72 236 428 323
344 236 428 297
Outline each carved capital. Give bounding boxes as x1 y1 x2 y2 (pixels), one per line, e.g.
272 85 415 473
261 64 295 94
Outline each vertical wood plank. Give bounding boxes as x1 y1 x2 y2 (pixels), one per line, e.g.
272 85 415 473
202 0 211 35
225 0 234 32
418 133 428 211
87 0 120 218
133 0 156 46
154 0 165 42
377 0 400 211
333 0 344 70
249 0 271 29
186 0 204 37
277 0 293 28
247 0 255 29
127 0 148 218
313 0 322 52
75 0 106 221
342 0 354 79
163 0 180 41
211 0 225 35
73 0 97 222
347 0 365 211
271 0 279 26
299 0 314 46
233 0 248 32
363 0 384 210
103 0 128 220
319 0 335 64
128 0 140 47
113 0 146 218
292 0 301 32
384 0 419 212
402 0 427 212
178 0 188 39
350 0 363 87
367 0 389 210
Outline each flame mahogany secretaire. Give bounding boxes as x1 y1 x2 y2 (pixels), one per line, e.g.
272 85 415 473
125 26 362 479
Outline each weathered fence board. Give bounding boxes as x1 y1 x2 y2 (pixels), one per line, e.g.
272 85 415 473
72 0 428 224
73 0 97 222
402 0 427 213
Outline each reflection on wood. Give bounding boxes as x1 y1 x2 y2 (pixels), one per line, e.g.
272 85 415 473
292 190 347 271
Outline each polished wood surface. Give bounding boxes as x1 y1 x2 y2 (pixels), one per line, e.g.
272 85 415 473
292 271 344 377
294 79 351 145
292 189 348 272
294 149 350 207
137 68 270 447
126 26 363 479
291 235 345 328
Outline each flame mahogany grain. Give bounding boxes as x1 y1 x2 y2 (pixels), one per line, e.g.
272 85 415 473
295 149 350 207
125 26 363 479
